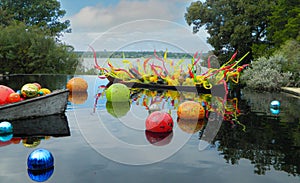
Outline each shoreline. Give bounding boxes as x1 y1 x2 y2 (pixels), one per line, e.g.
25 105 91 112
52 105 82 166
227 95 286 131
281 87 300 97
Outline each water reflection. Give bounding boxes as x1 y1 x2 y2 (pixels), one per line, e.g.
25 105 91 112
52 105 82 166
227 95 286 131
95 86 300 175
1 75 299 181
215 89 300 176
145 131 173 146
106 101 130 118
0 114 70 148
177 118 205 134
68 91 88 104
28 167 54 182
216 114 300 176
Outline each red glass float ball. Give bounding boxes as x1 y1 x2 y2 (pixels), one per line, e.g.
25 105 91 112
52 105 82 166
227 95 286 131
145 111 173 133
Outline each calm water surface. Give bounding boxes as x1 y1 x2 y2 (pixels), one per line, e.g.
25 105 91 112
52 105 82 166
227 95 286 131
0 75 299 183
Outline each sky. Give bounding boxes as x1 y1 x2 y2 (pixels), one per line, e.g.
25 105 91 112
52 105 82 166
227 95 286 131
59 0 212 53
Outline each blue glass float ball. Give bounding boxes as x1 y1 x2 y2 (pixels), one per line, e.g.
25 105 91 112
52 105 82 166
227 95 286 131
0 133 13 142
27 149 54 171
270 108 280 115
270 100 280 109
28 167 54 182
0 121 13 134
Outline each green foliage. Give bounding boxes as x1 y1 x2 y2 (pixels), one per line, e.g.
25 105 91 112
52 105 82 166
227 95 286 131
185 0 275 64
0 0 78 74
274 39 300 86
0 0 71 37
0 22 79 74
251 43 273 60
267 0 300 47
241 54 292 91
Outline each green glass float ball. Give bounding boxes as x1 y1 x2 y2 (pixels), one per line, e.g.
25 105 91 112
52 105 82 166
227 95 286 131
106 83 130 102
21 84 39 98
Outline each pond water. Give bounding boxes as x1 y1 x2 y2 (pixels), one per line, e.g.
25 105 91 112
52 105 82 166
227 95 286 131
0 75 299 183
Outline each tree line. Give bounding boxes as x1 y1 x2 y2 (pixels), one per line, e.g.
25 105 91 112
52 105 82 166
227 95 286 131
185 0 300 89
77 51 197 59
0 0 79 74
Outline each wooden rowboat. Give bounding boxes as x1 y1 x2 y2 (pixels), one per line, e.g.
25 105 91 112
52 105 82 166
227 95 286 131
0 89 69 121
106 75 227 97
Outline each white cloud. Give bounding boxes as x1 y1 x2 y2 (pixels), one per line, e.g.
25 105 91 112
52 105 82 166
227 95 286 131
68 0 182 32
61 0 213 52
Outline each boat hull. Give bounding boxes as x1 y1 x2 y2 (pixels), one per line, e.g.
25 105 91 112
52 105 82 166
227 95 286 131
0 89 69 121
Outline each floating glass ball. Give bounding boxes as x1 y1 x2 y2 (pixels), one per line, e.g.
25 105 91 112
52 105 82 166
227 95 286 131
27 149 54 171
177 101 205 120
145 111 173 133
105 83 130 102
0 121 13 134
270 100 280 109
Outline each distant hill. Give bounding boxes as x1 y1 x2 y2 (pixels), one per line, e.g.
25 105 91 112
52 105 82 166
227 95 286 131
75 51 208 59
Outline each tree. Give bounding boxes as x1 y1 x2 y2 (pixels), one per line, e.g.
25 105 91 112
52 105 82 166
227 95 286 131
267 0 300 47
0 22 78 74
274 39 300 86
0 0 79 74
184 0 275 64
0 0 71 37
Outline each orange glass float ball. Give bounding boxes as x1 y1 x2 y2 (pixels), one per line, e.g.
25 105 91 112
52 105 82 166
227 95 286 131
66 77 88 92
6 92 21 103
177 101 205 120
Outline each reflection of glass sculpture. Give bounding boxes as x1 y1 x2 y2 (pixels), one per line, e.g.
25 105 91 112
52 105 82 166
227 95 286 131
270 108 280 115
177 118 205 134
27 167 54 182
22 137 41 148
0 133 13 142
106 101 130 118
0 114 70 148
145 131 173 146
68 91 88 104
